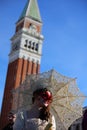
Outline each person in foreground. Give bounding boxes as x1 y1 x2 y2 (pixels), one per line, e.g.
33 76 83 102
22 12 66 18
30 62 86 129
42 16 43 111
3 112 16 130
13 88 56 130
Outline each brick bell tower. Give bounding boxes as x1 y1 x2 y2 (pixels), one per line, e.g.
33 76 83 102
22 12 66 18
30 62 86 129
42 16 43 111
0 0 44 129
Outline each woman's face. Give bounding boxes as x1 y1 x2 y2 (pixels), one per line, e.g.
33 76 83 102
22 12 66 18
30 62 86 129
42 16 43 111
37 96 49 107
35 95 51 107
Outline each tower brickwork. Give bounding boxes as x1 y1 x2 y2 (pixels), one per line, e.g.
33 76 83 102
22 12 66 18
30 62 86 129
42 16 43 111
0 0 44 129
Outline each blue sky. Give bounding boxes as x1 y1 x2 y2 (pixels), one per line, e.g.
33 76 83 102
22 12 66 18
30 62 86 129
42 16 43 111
0 0 87 111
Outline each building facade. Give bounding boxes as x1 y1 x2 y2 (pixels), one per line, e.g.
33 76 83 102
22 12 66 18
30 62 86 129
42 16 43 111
0 0 44 129
68 107 87 130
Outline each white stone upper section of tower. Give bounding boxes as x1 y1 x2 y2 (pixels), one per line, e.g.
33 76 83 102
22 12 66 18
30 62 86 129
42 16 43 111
9 0 44 64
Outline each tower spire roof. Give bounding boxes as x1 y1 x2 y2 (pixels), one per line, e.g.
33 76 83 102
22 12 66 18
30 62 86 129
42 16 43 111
19 0 42 22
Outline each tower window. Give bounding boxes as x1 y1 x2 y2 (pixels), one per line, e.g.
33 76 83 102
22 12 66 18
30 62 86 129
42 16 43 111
24 40 28 47
32 42 35 50
28 41 31 48
35 43 38 51
24 39 39 52
12 43 19 51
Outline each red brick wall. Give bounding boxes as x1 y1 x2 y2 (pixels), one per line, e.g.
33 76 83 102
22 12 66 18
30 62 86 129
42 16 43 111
27 60 32 74
24 19 41 33
16 21 24 32
0 58 40 129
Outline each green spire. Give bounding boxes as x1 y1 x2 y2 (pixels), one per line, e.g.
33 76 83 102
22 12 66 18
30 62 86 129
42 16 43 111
19 0 42 22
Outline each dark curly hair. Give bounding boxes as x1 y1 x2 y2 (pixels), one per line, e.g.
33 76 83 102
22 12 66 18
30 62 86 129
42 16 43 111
39 105 50 121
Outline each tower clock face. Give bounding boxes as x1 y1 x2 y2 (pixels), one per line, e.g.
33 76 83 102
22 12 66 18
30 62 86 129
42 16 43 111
29 24 37 33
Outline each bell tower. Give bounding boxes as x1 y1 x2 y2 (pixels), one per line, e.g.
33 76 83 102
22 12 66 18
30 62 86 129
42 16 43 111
0 0 44 129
